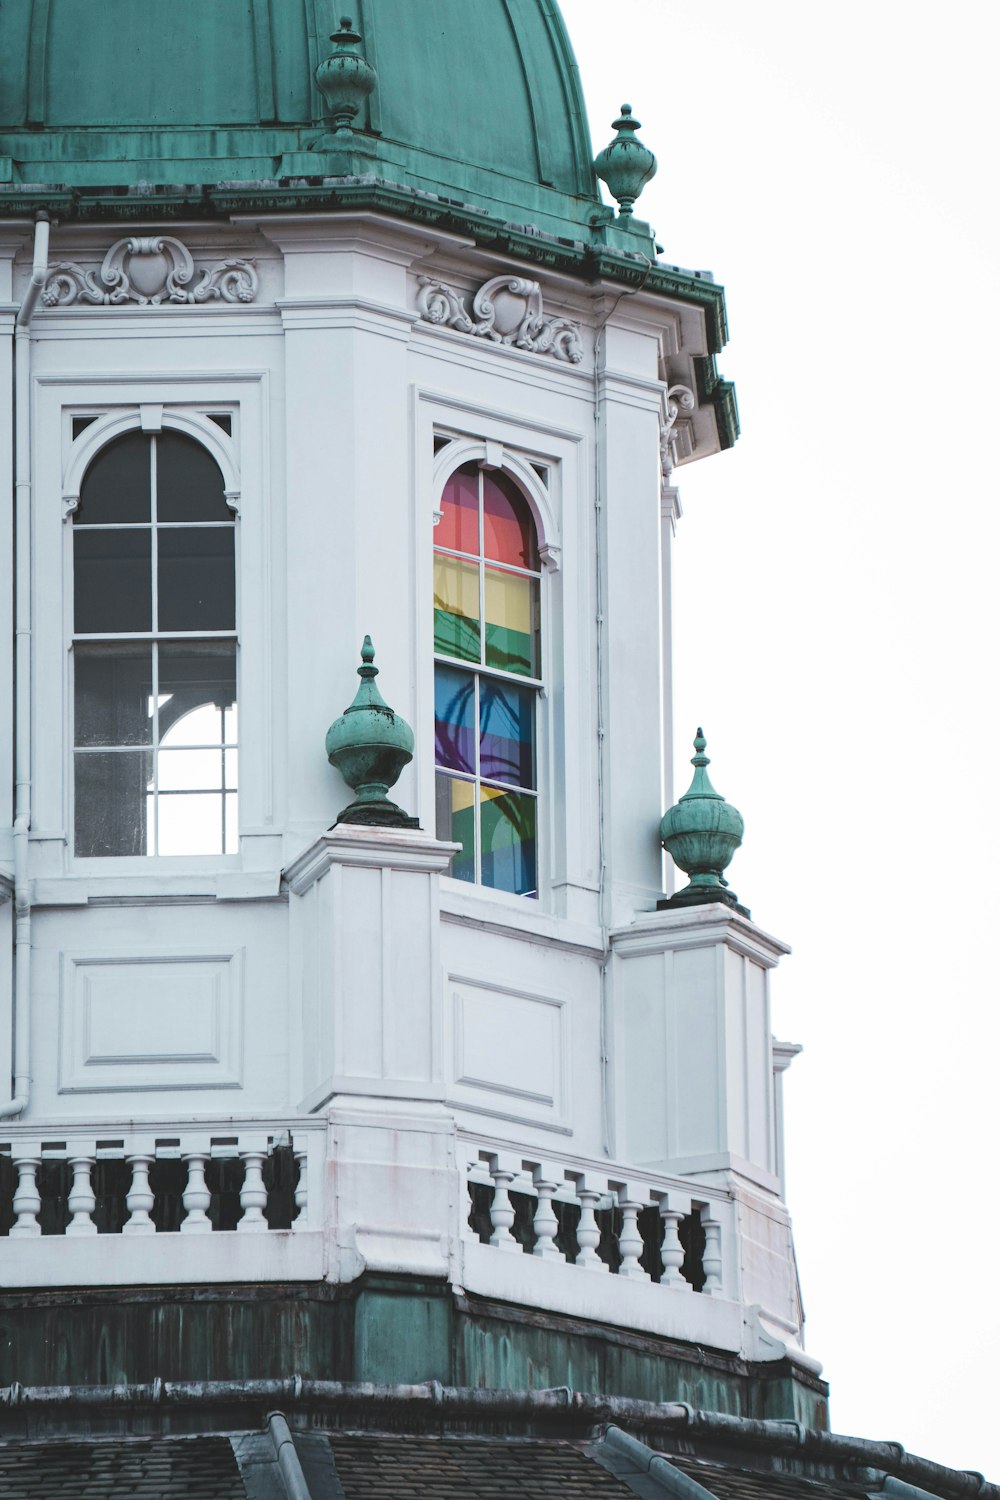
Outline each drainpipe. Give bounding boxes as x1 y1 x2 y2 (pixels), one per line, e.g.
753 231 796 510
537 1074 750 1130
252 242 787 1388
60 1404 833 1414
266 1411 313 1500
0 211 50 1120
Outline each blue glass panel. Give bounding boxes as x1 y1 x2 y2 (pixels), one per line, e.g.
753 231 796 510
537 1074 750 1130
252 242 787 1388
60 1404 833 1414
434 665 476 775
480 677 534 788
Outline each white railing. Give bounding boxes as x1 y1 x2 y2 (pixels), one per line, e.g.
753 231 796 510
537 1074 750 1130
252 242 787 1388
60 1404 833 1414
0 1118 326 1287
460 1142 725 1295
0 1123 321 1237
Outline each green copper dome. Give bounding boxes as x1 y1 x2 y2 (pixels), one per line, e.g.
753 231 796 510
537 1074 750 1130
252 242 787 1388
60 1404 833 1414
0 0 599 235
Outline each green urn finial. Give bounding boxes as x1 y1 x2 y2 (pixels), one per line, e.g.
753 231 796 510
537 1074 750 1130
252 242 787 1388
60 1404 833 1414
594 104 657 218
658 729 748 916
315 17 377 133
325 637 419 829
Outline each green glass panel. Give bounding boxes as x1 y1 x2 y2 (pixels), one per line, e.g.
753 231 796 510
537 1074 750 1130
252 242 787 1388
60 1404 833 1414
434 554 480 663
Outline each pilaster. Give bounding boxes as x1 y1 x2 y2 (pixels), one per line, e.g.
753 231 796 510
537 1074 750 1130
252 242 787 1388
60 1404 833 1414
248 215 434 844
611 902 790 1188
285 825 456 1112
595 319 668 922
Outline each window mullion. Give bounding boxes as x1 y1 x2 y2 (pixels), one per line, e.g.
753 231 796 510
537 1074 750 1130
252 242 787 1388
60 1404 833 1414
473 673 481 886
150 438 159 857
477 469 487 886
151 640 159 857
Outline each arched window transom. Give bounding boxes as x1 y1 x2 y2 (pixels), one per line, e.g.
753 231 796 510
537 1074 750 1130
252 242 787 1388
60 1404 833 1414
72 429 238 857
433 462 540 896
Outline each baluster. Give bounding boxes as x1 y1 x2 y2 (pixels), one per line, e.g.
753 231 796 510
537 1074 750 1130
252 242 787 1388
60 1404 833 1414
180 1153 212 1233
237 1149 268 1232
659 1203 688 1289
293 1145 308 1229
10 1156 41 1238
575 1186 607 1271
531 1169 562 1261
66 1155 98 1236
487 1160 519 1252
123 1155 156 1236
616 1198 649 1280
702 1213 724 1295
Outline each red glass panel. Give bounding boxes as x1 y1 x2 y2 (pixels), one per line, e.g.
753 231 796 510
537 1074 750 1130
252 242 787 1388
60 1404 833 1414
483 471 537 570
437 464 479 556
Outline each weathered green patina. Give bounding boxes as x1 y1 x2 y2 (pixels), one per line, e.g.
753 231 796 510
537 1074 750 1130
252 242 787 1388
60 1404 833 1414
314 17 379 136
326 637 418 829
660 730 748 916
0 0 596 234
0 0 739 454
0 1275 830 1429
593 105 657 218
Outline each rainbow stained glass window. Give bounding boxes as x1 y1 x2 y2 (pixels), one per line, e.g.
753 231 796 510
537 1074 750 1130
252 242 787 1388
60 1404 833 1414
434 463 540 897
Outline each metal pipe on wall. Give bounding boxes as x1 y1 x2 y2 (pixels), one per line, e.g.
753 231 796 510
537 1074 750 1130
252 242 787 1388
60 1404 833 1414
0 211 49 1120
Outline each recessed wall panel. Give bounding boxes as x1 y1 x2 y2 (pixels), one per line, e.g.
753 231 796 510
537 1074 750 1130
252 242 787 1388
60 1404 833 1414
59 948 244 1092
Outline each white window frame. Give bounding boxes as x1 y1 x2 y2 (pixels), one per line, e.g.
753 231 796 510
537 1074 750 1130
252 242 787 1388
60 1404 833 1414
69 417 240 859
415 390 596 924
432 456 545 894
30 373 274 889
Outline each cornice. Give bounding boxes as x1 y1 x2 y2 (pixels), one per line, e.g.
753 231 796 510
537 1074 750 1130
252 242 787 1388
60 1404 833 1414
284 827 459 895
0 180 731 353
611 902 791 967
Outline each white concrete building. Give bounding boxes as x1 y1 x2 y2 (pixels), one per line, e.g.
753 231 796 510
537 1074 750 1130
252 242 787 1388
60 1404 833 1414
0 0 820 1423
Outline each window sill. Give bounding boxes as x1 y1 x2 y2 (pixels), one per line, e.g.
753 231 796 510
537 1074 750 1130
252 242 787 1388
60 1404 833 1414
33 866 282 906
439 877 604 956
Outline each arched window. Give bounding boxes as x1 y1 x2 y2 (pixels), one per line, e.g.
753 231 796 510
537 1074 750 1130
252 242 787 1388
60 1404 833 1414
72 429 237 857
433 463 540 896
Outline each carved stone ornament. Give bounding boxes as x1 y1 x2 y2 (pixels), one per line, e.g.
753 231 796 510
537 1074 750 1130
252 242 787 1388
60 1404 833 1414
660 383 695 485
416 274 583 363
42 237 259 308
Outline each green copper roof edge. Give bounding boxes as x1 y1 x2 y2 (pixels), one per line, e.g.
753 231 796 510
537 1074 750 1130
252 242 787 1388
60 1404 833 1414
0 175 736 445
695 355 740 449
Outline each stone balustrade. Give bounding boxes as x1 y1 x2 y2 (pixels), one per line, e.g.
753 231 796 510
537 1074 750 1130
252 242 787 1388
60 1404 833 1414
461 1142 726 1296
0 1115 803 1374
0 1120 326 1287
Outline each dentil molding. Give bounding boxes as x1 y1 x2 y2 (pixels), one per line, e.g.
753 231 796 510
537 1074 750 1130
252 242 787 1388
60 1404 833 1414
416 273 583 363
42 236 259 308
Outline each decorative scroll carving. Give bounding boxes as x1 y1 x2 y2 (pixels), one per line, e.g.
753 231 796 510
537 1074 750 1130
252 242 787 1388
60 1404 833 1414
660 382 695 486
417 274 583 363
42 237 259 308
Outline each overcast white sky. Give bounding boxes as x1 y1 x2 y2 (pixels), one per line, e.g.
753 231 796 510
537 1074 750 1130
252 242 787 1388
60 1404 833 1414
564 0 1000 1477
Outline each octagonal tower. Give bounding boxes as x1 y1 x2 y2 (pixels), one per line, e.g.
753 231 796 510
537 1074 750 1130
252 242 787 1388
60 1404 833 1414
0 0 817 1430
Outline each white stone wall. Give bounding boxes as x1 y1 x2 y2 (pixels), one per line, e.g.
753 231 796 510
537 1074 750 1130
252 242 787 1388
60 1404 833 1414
0 213 809 1368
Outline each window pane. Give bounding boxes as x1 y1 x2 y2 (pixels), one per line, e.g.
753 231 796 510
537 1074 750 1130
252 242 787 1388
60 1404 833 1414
158 747 225 791
156 432 230 522
433 554 480 663
224 792 238 853
75 431 150 526
74 644 153 747
483 471 537 570
434 665 476 775
158 643 237 743
436 465 479 555
484 567 538 677
436 772 476 883
74 529 151 634
480 677 535 788
75 750 152 856
157 527 235 631
480 786 537 896
157 792 226 856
